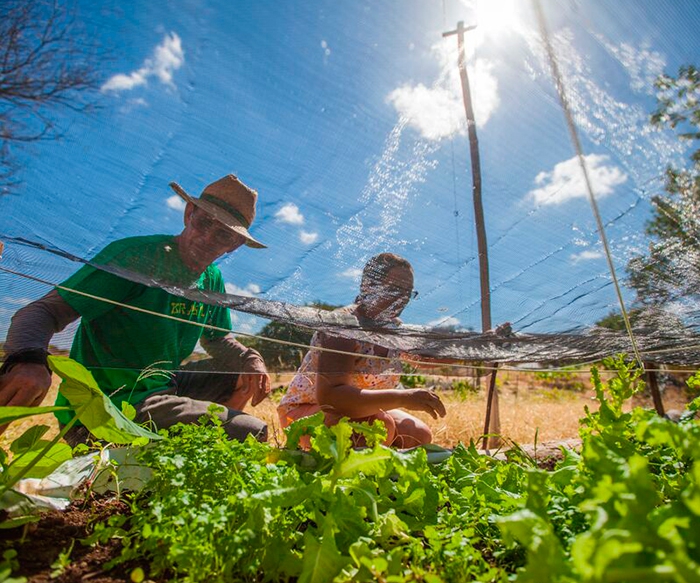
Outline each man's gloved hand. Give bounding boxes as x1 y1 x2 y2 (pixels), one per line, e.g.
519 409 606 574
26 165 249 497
0 362 52 434
0 362 51 407
238 356 271 407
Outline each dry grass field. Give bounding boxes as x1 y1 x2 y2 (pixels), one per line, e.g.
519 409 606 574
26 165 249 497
260 368 692 448
3 366 691 452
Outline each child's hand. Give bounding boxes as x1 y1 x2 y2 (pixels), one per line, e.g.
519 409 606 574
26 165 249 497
404 388 446 419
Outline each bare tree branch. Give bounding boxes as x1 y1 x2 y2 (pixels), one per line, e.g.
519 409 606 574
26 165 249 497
0 0 101 193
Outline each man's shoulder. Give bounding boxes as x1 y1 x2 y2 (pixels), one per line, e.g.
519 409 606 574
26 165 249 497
92 235 175 266
98 235 174 256
202 263 225 290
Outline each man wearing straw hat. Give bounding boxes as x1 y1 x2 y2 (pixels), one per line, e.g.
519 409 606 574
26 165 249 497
0 174 271 444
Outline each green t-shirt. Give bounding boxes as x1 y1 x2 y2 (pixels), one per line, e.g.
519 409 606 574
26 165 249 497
54 235 231 425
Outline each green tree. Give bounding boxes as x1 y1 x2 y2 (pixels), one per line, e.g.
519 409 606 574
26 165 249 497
239 302 339 372
595 309 641 331
626 65 700 305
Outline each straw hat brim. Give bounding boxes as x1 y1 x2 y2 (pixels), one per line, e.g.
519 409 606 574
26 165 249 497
170 182 266 249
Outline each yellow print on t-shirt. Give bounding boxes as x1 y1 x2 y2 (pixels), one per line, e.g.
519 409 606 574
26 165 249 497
170 301 205 318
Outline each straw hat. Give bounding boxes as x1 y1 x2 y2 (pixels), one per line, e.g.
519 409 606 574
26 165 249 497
170 174 266 249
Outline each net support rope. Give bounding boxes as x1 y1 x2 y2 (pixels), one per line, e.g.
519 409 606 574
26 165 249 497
1 264 694 376
3 233 700 368
531 0 645 371
0 264 397 366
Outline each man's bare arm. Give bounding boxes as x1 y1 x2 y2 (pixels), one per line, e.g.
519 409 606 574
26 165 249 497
5 289 79 354
0 290 79 412
200 334 270 406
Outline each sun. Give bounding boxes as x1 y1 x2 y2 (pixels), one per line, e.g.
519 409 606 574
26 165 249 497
473 0 526 37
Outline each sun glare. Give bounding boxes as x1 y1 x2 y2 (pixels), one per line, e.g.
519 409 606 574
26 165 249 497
474 0 525 37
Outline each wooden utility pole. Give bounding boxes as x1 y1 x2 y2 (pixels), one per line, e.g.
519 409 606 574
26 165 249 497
443 22 491 332
644 362 665 416
443 21 500 449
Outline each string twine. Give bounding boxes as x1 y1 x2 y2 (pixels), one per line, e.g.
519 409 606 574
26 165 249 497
531 0 645 372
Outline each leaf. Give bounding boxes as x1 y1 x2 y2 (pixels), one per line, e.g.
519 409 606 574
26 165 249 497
298 518 348 583
0 514 41 530
121 401 136 421
48 356 161 444
497 509 572 582
572 531 643 581
689 395 699 412
312 420 353 463
348 538 373 566
250 482 320 507
0 406 72 427
336 447 393 479
375 509 409 541
4 425 72 483
681 462 700 516
268 447 318 469
9 425 50 456
347 419 387 447
5 441 73 481
284 411 325 450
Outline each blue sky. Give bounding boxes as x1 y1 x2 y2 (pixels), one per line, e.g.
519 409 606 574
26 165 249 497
1 0 699 344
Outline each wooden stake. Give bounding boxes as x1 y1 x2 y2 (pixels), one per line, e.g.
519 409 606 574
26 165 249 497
482 365 501 450
443 21 500 448
644 362 665 416
443 22 492 332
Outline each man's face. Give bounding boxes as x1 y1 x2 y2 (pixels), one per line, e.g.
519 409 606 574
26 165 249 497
180 205 248 268
190 208 248 251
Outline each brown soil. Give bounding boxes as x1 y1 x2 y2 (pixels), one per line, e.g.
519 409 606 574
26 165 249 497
1 495 138 583
3 444 572 583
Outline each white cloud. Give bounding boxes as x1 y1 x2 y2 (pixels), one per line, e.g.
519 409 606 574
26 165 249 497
527 154 628 206
275 203 305 225
339 267 362 279
166 194 186 211
428 316 461 328
524 28 685 184
387 85 462 141
236 321 255 334
228 311 257 335
102 72 146 93
386 39 500 141
300 231 319 245
101 32 184 93
119 97 149 113
151 33 185 85
3 296 33 306
597 38 666 95
225 282 261 297
570 250 604 264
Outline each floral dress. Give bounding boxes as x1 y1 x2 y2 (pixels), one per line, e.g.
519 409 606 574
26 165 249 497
277 316 416 423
